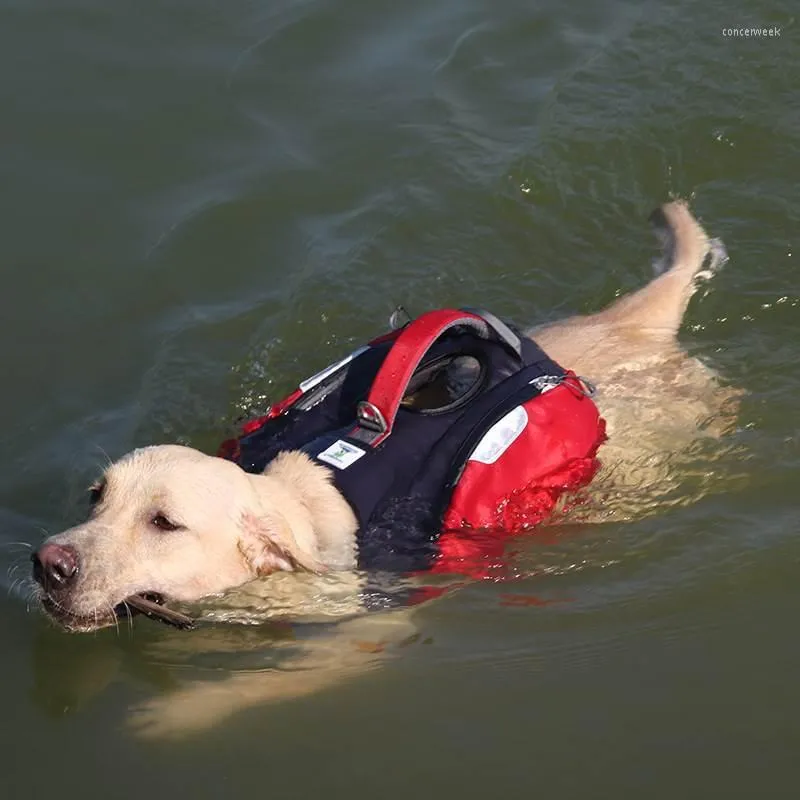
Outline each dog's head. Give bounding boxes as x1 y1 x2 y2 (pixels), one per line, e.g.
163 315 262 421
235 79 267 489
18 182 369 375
31 445 324 632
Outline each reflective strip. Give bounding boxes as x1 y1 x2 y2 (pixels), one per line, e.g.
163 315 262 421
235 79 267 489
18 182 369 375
298 346 370 393
468 405 529 465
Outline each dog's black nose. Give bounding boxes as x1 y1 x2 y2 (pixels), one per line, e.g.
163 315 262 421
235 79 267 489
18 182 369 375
32 543 79 590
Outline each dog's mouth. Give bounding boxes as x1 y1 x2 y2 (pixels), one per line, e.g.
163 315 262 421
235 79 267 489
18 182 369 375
118 593 195 631
40 591 195 632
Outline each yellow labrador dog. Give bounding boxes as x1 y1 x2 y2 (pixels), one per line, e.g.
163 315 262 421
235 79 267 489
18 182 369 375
31 200 737 737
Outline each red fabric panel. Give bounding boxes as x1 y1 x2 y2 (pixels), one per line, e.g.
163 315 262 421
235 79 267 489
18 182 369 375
434 381 606 577
216 387 304 459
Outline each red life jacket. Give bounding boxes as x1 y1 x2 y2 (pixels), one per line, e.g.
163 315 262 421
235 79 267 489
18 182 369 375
219 309 606 576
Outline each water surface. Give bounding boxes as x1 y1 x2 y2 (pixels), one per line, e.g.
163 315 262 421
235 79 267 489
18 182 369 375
1 0 798 797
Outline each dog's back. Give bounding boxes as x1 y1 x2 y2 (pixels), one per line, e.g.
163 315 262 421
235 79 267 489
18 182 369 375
529 201 739 519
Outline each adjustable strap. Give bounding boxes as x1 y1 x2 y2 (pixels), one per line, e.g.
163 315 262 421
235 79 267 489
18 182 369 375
460 307 522 358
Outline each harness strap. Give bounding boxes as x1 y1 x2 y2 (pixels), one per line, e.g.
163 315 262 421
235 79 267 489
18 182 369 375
355 309 491 446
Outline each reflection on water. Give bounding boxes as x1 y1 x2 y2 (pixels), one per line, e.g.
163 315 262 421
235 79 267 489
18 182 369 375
30 625 124 717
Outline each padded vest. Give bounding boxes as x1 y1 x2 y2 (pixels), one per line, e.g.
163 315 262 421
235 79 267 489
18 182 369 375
219 309 606 574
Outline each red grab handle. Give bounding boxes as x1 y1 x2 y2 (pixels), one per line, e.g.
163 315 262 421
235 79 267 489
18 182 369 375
356 309 490 445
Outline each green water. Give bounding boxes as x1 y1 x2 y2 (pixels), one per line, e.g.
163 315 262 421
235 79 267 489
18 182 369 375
1 0 797 797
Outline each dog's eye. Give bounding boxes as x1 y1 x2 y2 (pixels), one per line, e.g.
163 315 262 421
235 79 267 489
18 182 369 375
151 513 183 532
88 481 105 506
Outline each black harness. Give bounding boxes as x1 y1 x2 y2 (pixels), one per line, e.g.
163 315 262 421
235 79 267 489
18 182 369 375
225 309 575 571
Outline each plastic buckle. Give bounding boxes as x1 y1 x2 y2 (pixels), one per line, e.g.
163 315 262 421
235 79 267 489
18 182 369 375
389 305 412 331
575 376 597 397
528 375 564 393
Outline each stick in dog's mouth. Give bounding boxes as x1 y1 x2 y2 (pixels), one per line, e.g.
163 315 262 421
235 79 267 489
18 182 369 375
121 593 196 630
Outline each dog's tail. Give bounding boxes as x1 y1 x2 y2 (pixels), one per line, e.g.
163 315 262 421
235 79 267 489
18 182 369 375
602 200 725 339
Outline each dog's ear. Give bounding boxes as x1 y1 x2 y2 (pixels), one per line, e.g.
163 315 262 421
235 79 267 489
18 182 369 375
238 511 325 576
